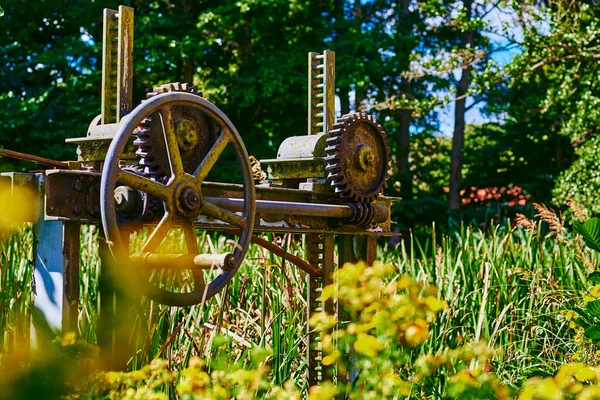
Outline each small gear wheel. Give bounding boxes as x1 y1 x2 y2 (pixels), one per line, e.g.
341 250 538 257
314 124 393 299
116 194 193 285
325 113 390 203
135 82 217 179
130 82 216 220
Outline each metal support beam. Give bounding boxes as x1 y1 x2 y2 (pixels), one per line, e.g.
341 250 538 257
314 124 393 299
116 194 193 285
101 8 118 125
98 232 131 371
308 50 335 135
101 6 134 125
116 5 134 122
306 233 334 387
33 220 80 335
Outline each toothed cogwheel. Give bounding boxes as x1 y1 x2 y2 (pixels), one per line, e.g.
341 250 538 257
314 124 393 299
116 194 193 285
324 113 390 203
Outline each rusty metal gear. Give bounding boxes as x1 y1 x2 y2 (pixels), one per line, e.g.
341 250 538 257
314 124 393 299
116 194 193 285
130 82 216 220
134 82 216 180
324 113 390 203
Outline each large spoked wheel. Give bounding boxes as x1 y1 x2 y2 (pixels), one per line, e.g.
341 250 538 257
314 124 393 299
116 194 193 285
100 92 256 306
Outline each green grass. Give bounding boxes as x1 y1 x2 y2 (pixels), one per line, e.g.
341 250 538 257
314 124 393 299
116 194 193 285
0 223 594 392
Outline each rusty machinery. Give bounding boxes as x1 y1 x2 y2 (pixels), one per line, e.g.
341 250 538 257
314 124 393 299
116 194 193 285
1 6 395 385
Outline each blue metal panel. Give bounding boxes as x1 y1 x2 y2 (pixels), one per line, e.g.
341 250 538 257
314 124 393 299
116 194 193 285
33 219 65 332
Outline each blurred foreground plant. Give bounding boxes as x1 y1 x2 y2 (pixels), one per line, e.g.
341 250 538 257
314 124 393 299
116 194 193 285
309 261 514 399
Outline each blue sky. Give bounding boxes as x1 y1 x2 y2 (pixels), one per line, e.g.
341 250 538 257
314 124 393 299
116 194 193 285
437 5 523 135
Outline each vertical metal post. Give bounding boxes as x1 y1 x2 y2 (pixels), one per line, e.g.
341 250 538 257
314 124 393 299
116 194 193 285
62 222 80 332
306 233 334 387
101 8 118 125
116 5 134 122
363 236 377 265
101 6 134 125
98 233 131 371
32 173 80 338
308 50 335 135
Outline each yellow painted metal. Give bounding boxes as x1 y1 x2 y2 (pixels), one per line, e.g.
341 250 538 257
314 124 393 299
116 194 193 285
116 5 134 122
100 6 134 125
307 50 335 135
101 8 118 125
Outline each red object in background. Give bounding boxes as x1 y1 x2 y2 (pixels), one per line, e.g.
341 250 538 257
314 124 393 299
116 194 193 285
460 186 530 207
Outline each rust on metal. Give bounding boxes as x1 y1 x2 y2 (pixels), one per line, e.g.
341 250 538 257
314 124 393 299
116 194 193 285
308 50 335 135
11 3 397 374
101 8 119 125
0 148 69 169
116 5 134 122
130 252 234 270
249 234 322 277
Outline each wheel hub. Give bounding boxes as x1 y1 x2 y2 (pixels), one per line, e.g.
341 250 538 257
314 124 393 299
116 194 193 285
355 144 375 171
174 181 203 218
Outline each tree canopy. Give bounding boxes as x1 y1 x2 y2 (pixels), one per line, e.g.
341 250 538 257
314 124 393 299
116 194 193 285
1 0 599 227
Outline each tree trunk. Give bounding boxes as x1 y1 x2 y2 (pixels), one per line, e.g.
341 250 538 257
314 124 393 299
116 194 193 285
397 0 412 198
397 108 412 191
334 0 349 115
449 0 474 211
338 86 349 114
556 133 565 170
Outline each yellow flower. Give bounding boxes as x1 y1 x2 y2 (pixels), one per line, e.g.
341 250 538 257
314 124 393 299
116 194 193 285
404 319 429 346
61 332 77 346
425 295 446 312
322 355 336 366
308 381 339 400
105 371 121 385
519 377 563 400
354 333 384 358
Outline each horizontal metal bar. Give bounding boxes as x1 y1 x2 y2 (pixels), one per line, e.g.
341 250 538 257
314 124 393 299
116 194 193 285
0 148 69 169
250 234 322 277
130 252 234 270
204 197 354 219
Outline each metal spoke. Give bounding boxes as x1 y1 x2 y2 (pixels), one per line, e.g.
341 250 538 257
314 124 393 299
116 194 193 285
182 223 206 291
182 223 199 255
159 107 184 178
117 169 169 200
141 212 173 253
202 200 247 228
194 131 230 183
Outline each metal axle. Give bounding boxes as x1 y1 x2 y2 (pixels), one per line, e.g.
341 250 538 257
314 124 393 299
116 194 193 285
204 196 389 223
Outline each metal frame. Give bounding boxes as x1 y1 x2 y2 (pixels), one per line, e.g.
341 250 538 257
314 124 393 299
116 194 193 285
1 6 397 379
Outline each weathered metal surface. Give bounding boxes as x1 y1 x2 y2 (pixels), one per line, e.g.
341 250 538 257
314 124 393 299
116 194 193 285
134 84 217 180
100 92 257 307
262 158 326 181
325 113 391 203
129 252 234 270
0 148 69 169
32 181 80 337
306 233 335 386
101 8 119 125
248 234 322 277
116 6 134 122
308 51 335 135
33 219 66 332
44 170 395 233
44 170 101 221
62 222 80 333
276 134 328 159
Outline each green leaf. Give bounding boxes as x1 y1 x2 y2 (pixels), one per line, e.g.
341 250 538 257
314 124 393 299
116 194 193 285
574 317 590 329
573 306 591 323
574 218 600 253
589 272 600 285
0 7 4 17
585 326 600 342
587 300 600 318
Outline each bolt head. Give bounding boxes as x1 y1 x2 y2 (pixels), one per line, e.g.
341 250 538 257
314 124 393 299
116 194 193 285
355 144 375 171
180 187 201 212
